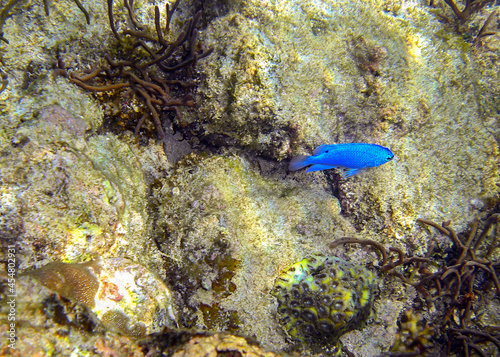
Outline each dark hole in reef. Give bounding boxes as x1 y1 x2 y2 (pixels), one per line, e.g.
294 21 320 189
321 295 332 305
318 320 335 332
302 323 315 335
313 273 327 280
289 300 300 309
332 312 345 323
301 282 310 292
317 304 329 317
291 308 301 318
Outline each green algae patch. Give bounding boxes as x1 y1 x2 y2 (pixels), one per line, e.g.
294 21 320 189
199 302 241 333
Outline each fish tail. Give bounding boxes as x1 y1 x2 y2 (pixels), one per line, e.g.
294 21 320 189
289 154 311 171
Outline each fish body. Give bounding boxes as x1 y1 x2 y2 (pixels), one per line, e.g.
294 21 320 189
289 143 394 177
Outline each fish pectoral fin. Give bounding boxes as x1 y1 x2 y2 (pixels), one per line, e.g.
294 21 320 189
341 168 362 177
305 164 338 173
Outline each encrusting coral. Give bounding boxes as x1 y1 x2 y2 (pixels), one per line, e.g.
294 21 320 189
22 258 178 338
271 255 377 355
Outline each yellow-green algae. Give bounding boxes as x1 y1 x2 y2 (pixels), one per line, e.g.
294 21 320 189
0 0 498 355
196 0 500 243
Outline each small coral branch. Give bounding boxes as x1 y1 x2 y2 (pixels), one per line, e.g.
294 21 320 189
473 9 498 46
442 0 494 22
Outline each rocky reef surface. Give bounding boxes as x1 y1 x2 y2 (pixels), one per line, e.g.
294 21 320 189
0 0 499 356
195 0 500 240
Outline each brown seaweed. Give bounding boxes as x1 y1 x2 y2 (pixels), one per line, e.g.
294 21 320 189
330 213 500 356
57 0 213 142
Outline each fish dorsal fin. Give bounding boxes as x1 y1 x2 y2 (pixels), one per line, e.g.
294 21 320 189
313 144 336 155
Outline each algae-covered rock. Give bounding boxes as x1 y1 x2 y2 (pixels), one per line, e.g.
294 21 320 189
153 152 345 348
195 0 500 239
139 330 282 357
170 333 280 357
0 105 160 270
0 272 145 356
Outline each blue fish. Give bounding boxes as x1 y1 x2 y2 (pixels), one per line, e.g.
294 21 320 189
289 143 394 177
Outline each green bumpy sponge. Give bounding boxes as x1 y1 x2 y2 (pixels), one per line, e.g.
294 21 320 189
271 255 377 353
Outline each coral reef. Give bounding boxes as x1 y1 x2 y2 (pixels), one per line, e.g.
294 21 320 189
271 255 377 354
0 104 166 272
194 0 500 238
0 272 145 356
22 258 177 337
153 152 348 350
0 0 499 356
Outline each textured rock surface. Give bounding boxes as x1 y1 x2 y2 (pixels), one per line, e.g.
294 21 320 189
195 0 500 240
0 110 159 270
170 333 281 357
23 258 177 337
0 0 499 356
0 273 145 356
153 153 346 349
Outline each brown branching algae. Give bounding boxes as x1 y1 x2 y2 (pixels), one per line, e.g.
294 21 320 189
57 0 213 142
441 0 494 23
1 0 500 356
331 213 500 356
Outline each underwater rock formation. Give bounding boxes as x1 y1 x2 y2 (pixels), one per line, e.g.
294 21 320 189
195 0 500 238
271 255 377 354
0 104 163 271
0 0 498 356
140 331 281 357
22 258 177 337
0 272 145 356
153 152 347 349
170 333 280 357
